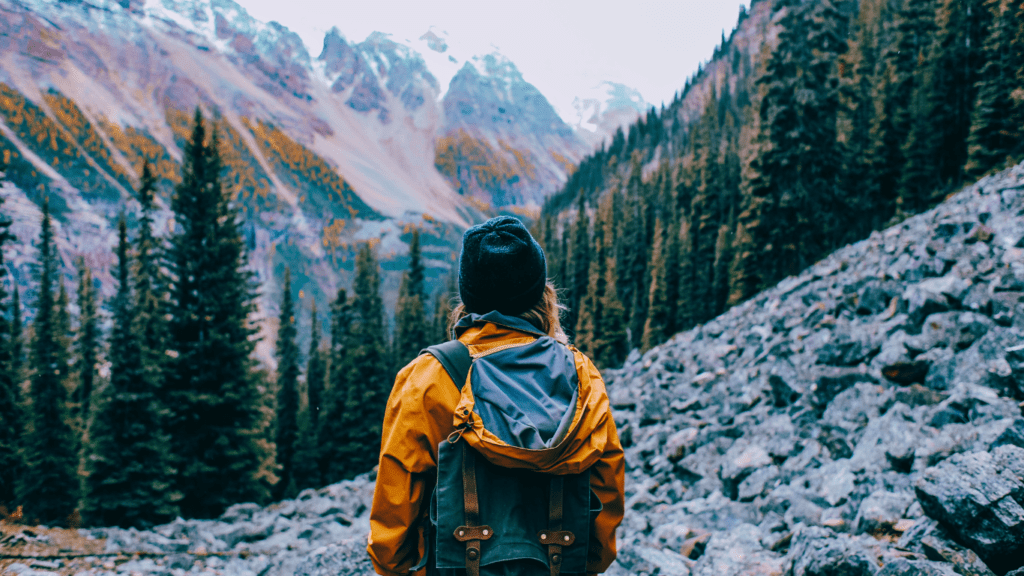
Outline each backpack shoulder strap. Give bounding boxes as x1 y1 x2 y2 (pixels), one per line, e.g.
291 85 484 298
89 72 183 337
423 340 472 392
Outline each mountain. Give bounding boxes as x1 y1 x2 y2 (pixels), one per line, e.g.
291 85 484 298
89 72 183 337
8 158 1023 576
0 0 589 351
570 81 648 150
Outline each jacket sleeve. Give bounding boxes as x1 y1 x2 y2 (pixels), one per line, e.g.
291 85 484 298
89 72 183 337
583 358 626 574
368 356 460 576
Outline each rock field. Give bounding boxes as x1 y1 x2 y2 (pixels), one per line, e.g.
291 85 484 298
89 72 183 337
4 163 1024 576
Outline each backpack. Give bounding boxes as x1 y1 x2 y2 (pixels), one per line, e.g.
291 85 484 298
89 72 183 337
423 339 601 576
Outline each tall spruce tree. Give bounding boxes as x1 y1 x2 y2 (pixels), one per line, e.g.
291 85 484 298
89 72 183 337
567 194 590 338
305 302 326 434
320 288 352 484
164 110 268 518
134 160 167 407
0 194 20 510
291 302 325 491
82 216 178 528
274 268 300 499
394 229 428 368
76 259 99 426
340 244 389 477
641 219 669 351
18 197 79 525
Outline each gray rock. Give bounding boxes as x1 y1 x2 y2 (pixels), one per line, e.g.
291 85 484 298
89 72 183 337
690 523 782 576
787 526 879 576
877 559 960 576
854 491 914 535
915 445 1024 574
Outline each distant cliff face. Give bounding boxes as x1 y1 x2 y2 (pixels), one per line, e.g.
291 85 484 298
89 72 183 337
0 0 589 355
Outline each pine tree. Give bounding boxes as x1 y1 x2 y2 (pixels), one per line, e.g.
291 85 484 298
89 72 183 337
82 216 178 528
340 244 389 477
134 160 167 406
11 285 22 386
567 194 590 337
320 288 351 484
641 219 669 352
164 110 269 518
274 268 300 499
17 197 79 525
0 194 20 510
76 259 99 427
574 190 611 356
292 302 325 492
689 94 723 325
594 241 627 368
394 229 428 368
305 302 326 435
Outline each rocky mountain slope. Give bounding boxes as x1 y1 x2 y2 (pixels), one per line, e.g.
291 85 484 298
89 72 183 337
5 163 1023 576
0 0 595 337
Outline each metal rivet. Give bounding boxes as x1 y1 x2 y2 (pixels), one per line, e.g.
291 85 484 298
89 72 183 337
482 529 489 536
540 534 547 540
467 549 479 561
564 535 570 541
459 531 464 537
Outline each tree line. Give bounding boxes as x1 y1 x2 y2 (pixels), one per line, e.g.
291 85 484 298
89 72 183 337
537 0 1024 367
0 110 449 528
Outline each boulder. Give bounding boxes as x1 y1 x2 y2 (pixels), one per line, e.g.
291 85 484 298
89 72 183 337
914 445 1024 574
786 526 879 576
854 491 914 535
877 559 960 576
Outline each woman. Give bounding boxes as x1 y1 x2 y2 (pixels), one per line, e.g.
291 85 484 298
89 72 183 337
368 216 625 576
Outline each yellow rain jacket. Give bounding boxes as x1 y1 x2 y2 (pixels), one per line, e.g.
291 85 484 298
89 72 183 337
368 312 625 576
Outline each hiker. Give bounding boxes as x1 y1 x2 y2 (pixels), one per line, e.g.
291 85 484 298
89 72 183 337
367 216 625 576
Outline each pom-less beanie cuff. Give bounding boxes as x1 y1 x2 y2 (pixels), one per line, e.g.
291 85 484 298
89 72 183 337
458 216 547 316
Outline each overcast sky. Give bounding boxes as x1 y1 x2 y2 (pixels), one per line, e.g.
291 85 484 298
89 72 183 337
234 0 748 123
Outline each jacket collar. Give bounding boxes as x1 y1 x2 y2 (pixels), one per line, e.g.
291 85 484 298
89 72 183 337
454 310 547 339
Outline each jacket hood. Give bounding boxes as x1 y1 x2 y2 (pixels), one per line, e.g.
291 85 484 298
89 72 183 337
451 312 617 475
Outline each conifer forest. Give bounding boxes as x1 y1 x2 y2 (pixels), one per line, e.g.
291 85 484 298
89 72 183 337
0 0 1023 534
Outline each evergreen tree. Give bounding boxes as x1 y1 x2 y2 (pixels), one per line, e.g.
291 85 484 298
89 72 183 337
394 229 428 368
164 110 268 518
0 194 20 510
641 219 669 352
594 240 627 368
17 198 79 525
134 160 168 408
292 302 325 491
82 216 178 528
76 259 99 427
274 268 300 499
305 302 326 434
11 285 22 386
320 288 351 484
340 245 389 477
574 190 611 356
689 93 723 325
566 194 590 337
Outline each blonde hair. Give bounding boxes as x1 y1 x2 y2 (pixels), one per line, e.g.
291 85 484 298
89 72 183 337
449 282 568 344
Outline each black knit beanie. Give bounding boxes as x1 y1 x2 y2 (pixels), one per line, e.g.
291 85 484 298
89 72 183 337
458 216 547 316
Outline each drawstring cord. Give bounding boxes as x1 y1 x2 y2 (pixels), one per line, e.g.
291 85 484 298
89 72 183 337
448 421 472 444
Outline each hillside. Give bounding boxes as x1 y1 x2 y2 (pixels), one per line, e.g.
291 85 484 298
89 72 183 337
536 0 1024 367
5 157 1020 576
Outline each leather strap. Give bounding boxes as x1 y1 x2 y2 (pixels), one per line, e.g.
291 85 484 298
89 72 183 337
455 443 492 576
537 477 573 576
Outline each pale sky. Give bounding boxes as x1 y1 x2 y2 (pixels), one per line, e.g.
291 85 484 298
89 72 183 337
233 0 748 124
